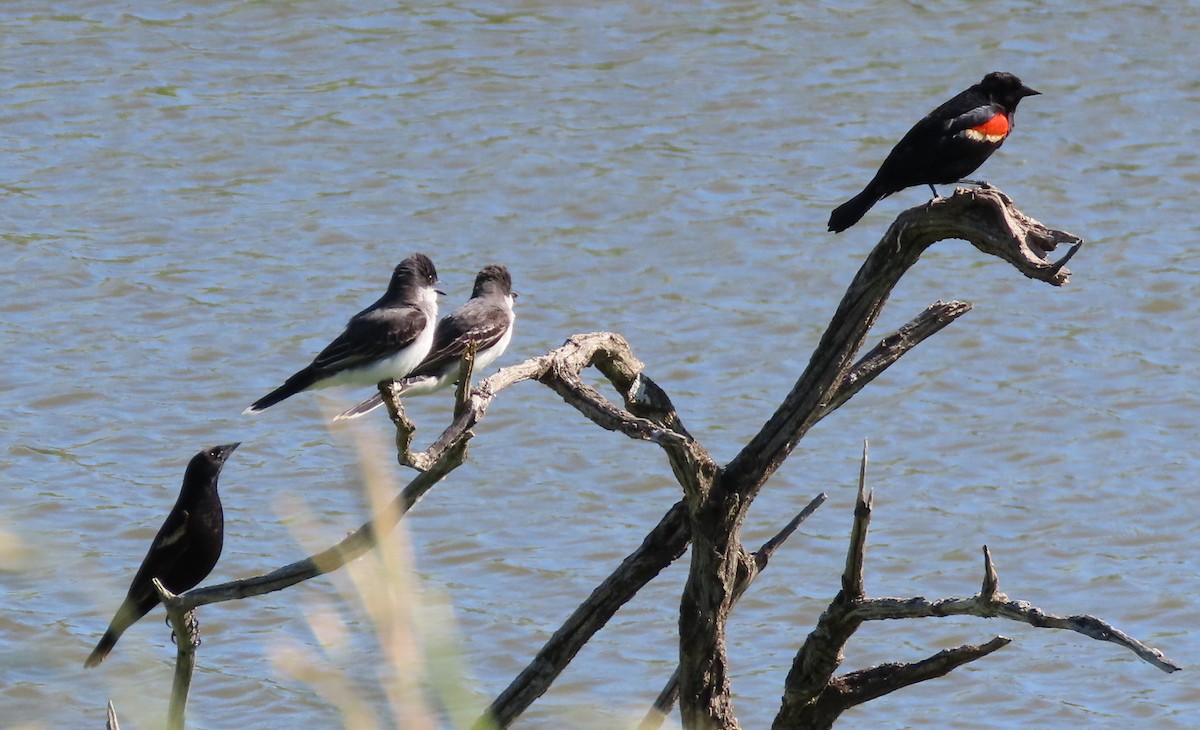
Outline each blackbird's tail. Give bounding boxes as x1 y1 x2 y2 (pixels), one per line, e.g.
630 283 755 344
828 184 886 233
84 630 118 668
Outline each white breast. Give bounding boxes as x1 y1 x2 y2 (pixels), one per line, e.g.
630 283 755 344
474 302 515 371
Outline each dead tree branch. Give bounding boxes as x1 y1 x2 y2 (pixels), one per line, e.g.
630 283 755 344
849 560 1183 674
177 336 680 612
152 579 197 730
812 637 1012 718
824 300 971 412
171 441 468 610
477 300 965 729
382 343 479 470
771 455 1179 730
680 188 1080 729
638 494 829 730
151 189 1134 730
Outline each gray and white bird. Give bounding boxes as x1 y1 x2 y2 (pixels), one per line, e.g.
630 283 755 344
85 443 239 668
334 264 516 421
244 253 441 414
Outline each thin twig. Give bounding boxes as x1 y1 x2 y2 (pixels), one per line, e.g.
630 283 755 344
825 300 972 414
380 381 425 469
842 442 871 599
453 342 476 421
824 637 1013 713
754 493 829 569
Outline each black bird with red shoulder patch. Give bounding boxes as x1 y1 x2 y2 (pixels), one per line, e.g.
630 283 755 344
828 72 1040 233
85 443 239 668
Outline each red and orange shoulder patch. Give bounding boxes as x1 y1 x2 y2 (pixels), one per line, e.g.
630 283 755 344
962 113 1009 142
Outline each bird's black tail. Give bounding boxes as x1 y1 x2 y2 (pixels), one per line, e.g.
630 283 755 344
828 185 886 233
84 630 118 668
243 369 318 415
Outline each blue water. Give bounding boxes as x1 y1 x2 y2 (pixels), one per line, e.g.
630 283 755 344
2 2 1197 728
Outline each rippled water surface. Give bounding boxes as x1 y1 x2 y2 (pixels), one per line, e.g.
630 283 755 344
3 2 1198 728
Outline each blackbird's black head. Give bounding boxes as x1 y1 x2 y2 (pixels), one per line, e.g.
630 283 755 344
979 72 1040 112
186 442 240 483
471 264 515 299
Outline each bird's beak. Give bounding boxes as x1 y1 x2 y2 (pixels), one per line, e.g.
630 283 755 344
512 291 519 299
436 288 447 297
213 442 241 462
1021 85 1041 97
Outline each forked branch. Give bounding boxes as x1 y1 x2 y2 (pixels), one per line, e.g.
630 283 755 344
478 301 972 729
683 188 1082 729
772 452 1179 730
638 493 829 730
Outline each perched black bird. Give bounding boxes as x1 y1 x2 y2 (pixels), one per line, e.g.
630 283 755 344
828 72 1040 233
244 253 441 414
85 443 239 668
334 264 517 421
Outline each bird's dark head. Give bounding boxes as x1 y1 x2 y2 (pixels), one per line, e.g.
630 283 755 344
393 253 439 286
471 264 515 299
389 253 442 297
980 72 1040 111
187 442 240 483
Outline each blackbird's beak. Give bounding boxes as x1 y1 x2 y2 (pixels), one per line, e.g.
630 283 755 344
212 442 241 463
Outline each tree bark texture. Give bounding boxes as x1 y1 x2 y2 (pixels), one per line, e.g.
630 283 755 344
679 187 1081 728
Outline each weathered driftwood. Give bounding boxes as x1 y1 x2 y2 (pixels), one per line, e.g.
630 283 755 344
676 187 1082 729
476 299 971 729
638 493 829 730
771 446 1180 730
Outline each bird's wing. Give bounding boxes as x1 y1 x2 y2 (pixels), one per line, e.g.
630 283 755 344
157 510 189 548
309 307 428 372
942 104 1008 137
123 507 192 601
409 304 509 377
